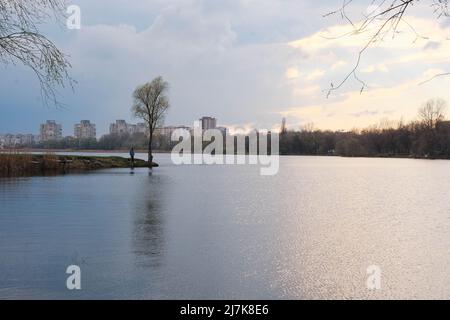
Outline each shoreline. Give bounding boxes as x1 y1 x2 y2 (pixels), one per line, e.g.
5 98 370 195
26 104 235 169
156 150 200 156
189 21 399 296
3 148 449 161
0 154 158 177
2 148 172 154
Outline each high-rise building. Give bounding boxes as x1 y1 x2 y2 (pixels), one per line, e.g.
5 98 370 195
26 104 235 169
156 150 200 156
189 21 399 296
135 123 149 135
127 124 137 135
156 125 191 137
109 120 129 135
74 120 96 140
40 120 62 141
0 134 12 147
16 134 36 145
110 120 149 136
199 117 217 131
0 134 36 146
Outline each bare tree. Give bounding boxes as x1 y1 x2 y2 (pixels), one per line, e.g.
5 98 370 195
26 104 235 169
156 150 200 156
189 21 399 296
132 76 170 166
418 98 447 130
0 0 72 105
325 0 449 97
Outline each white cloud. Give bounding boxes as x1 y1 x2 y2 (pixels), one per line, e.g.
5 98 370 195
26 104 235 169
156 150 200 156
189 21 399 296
2 1 450 134
279 73 450 130
362 64 389 73
305 69 325 82
285 67 300 79
293 85 321 97
331 60 347 70
61 4 305 133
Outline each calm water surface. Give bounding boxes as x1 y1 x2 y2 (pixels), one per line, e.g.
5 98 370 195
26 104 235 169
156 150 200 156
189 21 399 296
0 154 449 299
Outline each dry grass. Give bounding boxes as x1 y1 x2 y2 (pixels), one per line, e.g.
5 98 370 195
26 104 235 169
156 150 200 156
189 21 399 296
41 153 59 171
0 151 33 176
0 151 153 177
0 151 61 177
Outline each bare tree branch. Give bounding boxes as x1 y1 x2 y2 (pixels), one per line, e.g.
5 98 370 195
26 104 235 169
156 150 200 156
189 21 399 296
419 72 450 85
325 0 449 97
0 0 73 107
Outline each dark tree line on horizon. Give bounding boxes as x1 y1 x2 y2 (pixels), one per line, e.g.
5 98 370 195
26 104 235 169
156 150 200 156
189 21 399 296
280 99 450 158
8 99 450 159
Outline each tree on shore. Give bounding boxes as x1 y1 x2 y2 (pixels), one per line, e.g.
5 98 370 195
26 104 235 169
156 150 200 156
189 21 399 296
276 98 449 158
415 98 447 155
418 99 447 131
132 76 170 166
0 0 72 105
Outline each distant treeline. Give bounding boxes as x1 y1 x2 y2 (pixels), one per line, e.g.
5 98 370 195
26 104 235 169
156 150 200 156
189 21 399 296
280 120 450 158
31 132 170 151
22 119 450 159
8 100 450 159
280 99 450 158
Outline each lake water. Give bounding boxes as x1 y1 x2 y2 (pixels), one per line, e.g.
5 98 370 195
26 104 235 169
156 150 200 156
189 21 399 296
0 154 449 299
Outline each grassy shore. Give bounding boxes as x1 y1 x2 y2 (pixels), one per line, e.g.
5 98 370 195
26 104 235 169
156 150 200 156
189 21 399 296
11 148 171 154
0 153 158 177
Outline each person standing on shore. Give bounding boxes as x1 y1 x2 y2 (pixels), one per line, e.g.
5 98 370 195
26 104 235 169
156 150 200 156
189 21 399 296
130 147 135 169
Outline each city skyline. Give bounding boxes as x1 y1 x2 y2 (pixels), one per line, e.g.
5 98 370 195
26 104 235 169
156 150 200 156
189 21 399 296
0 115 229 144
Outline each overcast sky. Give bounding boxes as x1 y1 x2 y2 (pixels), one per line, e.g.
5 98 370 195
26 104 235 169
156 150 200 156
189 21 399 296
1 0 449 136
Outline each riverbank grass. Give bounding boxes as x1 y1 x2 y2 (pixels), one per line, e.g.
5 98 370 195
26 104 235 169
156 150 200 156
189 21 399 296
0 153 158 177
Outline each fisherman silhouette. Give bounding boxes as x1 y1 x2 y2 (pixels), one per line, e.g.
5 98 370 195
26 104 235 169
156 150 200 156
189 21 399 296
130 146 135 170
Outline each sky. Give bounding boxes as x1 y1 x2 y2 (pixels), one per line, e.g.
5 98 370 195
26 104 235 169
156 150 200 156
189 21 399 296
1 0 450 136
